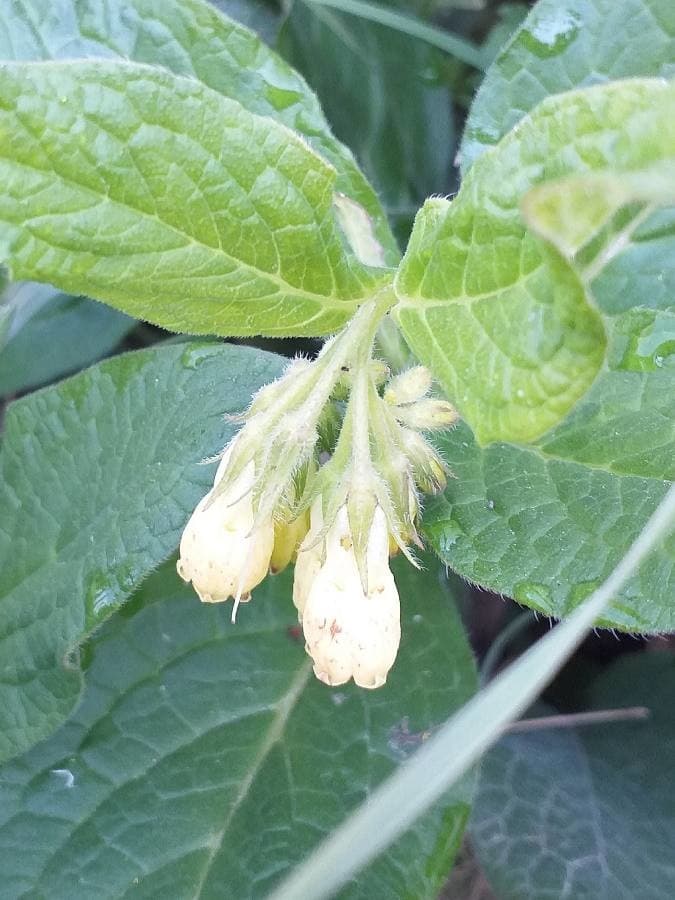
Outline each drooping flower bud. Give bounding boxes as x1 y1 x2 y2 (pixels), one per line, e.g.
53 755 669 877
176 448 274 604
384 366 432 406
302 505 400 689
399 428 448 495
394 397 458 431
269 509 310 575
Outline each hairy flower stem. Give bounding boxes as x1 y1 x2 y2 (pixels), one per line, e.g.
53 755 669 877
242 289 396 526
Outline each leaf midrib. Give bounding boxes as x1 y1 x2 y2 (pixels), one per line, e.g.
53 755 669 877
2 148 368 311
192 659 313 898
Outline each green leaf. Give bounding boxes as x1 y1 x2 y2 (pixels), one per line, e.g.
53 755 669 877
0 60 391 338
0 0 398 261
472 653 675 898
278 0 456 244
0 340 283 765
0 283 135 396
270 485 675 900
423 419 674 630
0 556 477 898
394 78 675 445
209 0 281 43
522 163 675 264
460 0 675 173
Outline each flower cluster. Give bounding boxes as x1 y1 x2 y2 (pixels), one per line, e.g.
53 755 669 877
177 298 456 688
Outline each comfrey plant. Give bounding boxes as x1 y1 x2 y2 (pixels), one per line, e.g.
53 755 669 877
0 0 674 896
178 291 456 686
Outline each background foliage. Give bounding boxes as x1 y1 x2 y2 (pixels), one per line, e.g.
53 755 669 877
0 0 673 897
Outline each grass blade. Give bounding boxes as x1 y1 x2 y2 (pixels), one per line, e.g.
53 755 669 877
302 0 487 68
269 483 675 900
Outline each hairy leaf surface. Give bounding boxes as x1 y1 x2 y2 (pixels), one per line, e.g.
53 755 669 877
422 420 674 631
0 61 390 337
0 0 398 260
0 559 476 898
0 341 283 764
395 78 675 444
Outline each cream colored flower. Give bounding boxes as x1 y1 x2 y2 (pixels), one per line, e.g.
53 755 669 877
292 498 325 619
302 505 400 689
177 448 274 604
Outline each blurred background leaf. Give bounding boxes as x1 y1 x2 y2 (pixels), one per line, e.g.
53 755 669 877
278 0 464 244
471 652 675 898
0 284 135 398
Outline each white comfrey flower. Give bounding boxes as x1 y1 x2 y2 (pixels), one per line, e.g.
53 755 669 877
177 447 274 605
292 498 324 620
302 505 400 689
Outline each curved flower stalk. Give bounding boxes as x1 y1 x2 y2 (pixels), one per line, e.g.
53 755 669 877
177 289 458 686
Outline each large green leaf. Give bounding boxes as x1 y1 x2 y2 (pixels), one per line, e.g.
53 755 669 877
0 341 283 765
0 557 476 898
278 0 454 242
0 0 398 261
422 419 674 631
471 653 675 898
0 60 391 337
460 0 675 173
0 283 135 396
394 78 675 445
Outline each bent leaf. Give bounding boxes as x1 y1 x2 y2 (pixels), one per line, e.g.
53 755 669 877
394 78 675 444
0 558 476 898
522 163 675 267
0 0 398 262
0 341 283 765
0 61 391 338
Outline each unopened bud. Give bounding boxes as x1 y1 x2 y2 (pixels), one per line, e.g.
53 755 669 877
177 449 274 604
400 429 448 494
302 506 400 689
270 509 310 575
394 398 458 431
384 366 432 406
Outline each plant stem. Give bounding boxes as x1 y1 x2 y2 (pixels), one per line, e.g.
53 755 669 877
507 707 650 733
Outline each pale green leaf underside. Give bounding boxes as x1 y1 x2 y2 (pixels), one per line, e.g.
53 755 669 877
394 78 675 445
0 341 283 765
0 60 390 338
472 654 675 898
0 558 476 898
522 163 675 264
0 0 399 263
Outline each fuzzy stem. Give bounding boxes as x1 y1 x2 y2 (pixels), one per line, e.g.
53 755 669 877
245 289 395 523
